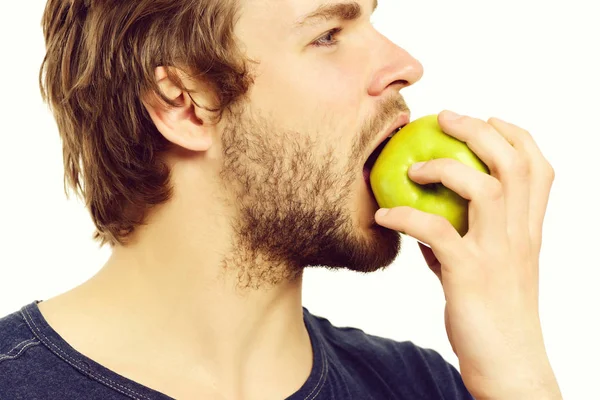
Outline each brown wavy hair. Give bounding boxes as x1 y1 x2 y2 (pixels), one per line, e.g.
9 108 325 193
39 0 253 248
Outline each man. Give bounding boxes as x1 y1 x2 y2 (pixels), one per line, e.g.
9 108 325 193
0 0 561 398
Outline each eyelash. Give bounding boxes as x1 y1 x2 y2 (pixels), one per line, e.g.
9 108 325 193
311 28 343 48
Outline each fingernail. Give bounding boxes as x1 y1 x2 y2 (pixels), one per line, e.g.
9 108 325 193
410 162 426 171
376 208 390 218
444 110 461 120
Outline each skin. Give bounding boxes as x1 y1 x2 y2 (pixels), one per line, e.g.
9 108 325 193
376 112 562 399
37 0 561 399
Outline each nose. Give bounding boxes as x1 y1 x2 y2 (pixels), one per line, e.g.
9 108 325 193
367 32 424 96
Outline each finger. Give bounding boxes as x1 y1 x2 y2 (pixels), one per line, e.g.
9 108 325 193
439 111 530 246
408 158 506 239
487 117 555 251
438 111 518 182
375 206 462 264
419 242 443 284
467 116 532 248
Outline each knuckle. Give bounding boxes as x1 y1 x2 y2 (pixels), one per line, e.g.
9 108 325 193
508 154 530 177
429 214 453 236
522 129 534 142
433 158 455 168
515 125 533 139
440 169 453 186
545 162 556 181
439 158 459 176
481 178 503 200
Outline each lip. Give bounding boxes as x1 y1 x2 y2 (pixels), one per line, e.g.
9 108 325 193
363 112 410 166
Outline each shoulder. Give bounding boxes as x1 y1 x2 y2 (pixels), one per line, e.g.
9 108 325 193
305 308 444 365
0 301 160 399
0 305 41 363
0 303 47 395
303 308 473 399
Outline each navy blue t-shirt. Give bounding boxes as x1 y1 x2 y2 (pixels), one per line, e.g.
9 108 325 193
0 300 473 399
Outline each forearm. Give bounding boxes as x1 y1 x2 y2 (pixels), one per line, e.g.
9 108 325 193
471 360 562 400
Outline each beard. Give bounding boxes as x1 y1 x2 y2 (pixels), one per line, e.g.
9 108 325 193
216 97 407 290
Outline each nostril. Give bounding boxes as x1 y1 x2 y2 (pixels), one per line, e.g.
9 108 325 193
389 79 409 90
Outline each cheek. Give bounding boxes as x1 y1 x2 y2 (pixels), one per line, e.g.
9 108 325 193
316 66 363 114
301 54 365 112
250 53 364 124
246 52 368 164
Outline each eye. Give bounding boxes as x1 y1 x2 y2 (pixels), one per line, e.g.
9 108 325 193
311 28 343 48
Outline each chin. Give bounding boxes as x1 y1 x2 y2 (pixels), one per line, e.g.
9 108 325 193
360 222 402 272
355 169 384 227
293 171 402 274
311 212 402 274
353 173 402 272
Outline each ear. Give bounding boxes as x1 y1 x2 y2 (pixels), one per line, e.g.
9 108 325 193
142 66 220 152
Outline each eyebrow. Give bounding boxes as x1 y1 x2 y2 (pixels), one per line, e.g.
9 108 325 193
294 0 378 29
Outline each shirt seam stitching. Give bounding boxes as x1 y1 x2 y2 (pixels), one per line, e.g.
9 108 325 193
0 339 41 363
303 340 329 400
20 305 153 400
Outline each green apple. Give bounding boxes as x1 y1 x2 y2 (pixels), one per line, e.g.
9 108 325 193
369 114 490 236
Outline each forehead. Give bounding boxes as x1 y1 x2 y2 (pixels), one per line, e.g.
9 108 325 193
241 0 321 18
238 0 375 30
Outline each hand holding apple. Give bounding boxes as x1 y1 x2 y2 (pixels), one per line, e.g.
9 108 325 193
373 110 561 399
370 114 489 236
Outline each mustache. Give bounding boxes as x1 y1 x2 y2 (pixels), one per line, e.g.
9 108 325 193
358 96 409 153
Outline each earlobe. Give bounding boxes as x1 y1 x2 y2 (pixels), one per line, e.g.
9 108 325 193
142 66 217 152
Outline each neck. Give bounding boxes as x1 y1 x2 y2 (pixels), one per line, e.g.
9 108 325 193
94 245 307 365
40 201 313 398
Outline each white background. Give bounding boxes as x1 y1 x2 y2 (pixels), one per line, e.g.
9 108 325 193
1 1 598 399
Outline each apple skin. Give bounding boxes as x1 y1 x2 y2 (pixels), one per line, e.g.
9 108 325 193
369 114 490 236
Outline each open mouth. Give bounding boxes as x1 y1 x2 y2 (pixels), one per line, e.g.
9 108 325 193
363 125 406 192
363 137 390 185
